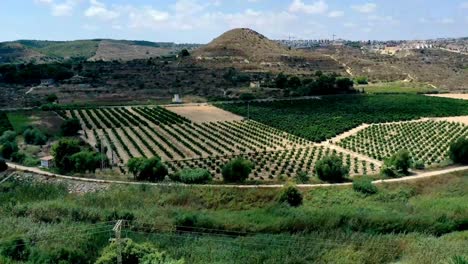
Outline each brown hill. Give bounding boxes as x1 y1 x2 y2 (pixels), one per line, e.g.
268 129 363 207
193 28 345 75
89 40 172 62
193 28 290 61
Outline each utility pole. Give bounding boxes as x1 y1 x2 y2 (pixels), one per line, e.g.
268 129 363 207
332 34 336 42
111 220 123 264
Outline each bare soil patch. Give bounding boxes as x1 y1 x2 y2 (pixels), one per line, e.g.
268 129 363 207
165 104 243 123
433 116 468 125
426 94 468 100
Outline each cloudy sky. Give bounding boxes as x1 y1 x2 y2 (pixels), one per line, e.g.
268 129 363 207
0 0 467 43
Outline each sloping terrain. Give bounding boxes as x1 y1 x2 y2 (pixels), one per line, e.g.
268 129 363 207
193 28 345 74
88 40 173 61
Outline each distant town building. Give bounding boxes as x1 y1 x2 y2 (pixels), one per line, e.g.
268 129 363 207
40 156 54 168
250 81 260 88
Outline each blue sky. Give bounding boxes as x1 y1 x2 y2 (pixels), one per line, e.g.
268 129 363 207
0 0 467 43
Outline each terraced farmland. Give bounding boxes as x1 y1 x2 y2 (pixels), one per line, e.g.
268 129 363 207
337 120 468 166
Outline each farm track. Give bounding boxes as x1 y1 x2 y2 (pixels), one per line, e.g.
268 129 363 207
6 162 468 189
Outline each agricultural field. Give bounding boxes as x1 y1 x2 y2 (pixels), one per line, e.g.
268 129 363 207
337 120 468 167
61 104 379 180
218 94 468 142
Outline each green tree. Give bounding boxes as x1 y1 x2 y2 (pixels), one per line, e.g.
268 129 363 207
127 157 168 182
287 76 302 89
336 77 354 91
222 158 253 183
275 73 288 89
278 183 303 207
0 237 29 261
0 159 7 172
60 118 81 136
70 150 106 173
355 76 368 85
178 49 190 57
45 93 58 103
0 131 16 144
1 142 18 160
382 150 412 176
353 177 378 195
449 138 468 164
52 138 81 173
23 128 47 145
315 155 349 183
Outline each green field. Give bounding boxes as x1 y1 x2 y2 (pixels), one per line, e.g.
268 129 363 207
0 171 466 263
219 94 468 142
361 82 440 94
6 112 31 133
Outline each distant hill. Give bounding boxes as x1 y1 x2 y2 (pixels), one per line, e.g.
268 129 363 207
0 39 201 63
192 28 345 75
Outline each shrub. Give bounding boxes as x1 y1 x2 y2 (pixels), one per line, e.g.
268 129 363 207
0 237 30 261
52 138 81 173
449 138 468 164
0 130 16 144
353 177 378 195
0 159 7 171
70 150 107 173
95 238 184 264
127 157 168 182
278 183 303 207
23 128 47 145
294 171 310 184
315 155 349 183
412 160 425 170
1 142 18 160
171 168 212 184
355 76 368 85
60 118 81 136
382 150 412 176
222 158 253 183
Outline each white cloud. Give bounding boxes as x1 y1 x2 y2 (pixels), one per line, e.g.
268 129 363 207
34 0 78 16
328 10 344 18
128 6 171 29
351 3 377 13
173 0 206 16
85 0 120 20
438 18 455 24
288 0 328 14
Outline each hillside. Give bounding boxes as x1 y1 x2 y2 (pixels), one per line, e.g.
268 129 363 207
0 39 201 63
193 28 345 74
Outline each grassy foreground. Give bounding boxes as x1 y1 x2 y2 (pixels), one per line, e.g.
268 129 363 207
0 171 466 263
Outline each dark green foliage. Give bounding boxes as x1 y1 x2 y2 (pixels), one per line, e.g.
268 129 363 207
294 171 310 183
382 150 412 177
239 93 255 101
449 138 468 164
0 159 7 171
219 94 468 142
60 118 81 136
23 128 47 145
315 155 348 183
353 177 378 195
1 141 18 159
0 237 30 261
0 112 13 135
0 131 16 145
52 138 81 172
127 157 168 182
336 77 354 91
222 158 253 183
355 76 369 85
179 49 190 57
45 93 58 103
0 63 73 85
287 76 302 89
278 184 303 207
70 151 107 173
170 168 212 184
450 256 468 264
275 73 288 89
95 239 184 264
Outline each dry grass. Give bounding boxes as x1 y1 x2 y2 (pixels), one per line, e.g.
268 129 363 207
164 105 244 123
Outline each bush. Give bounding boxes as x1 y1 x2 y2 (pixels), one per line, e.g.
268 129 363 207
23 128 47 145
52 138 81 173
449 138 468 164
171 168 212 184
278 183 303 207
382 150 412 176
0 131 16 144
222 158 253 183
95 238 184 264
353 177 378 195
60 118 81 136
70 150 107 173
315 155 349 183
412 160 425 170
0 159 7 171
355 76 369 85
294 171 310 184
1 142 18 160
127 157 168 182
0 237 30 261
